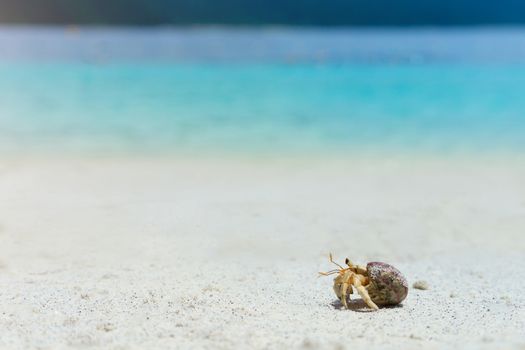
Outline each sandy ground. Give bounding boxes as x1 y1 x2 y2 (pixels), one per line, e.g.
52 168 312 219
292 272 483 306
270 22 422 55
0 154 524 349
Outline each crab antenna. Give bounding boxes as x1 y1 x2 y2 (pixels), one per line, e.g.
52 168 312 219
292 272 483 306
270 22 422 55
318 270 341 277
328 253 345 270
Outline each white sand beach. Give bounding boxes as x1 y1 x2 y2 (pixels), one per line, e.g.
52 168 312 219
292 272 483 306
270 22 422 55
1 154 524 349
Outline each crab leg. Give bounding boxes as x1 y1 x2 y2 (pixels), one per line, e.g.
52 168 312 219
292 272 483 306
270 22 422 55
353 277 379 310
340 282 350 309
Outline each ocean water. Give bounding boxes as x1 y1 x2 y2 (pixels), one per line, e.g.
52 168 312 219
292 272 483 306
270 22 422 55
1 27 525 155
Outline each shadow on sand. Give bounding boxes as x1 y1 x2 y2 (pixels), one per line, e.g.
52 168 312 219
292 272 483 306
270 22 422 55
331 299 404 312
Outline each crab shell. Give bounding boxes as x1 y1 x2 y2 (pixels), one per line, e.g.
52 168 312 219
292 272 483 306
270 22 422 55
366 262 408 306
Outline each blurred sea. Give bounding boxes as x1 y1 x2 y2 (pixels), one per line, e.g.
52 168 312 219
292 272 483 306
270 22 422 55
1 27 525 155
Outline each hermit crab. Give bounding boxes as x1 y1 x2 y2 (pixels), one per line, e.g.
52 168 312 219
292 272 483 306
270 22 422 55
319 254 408 310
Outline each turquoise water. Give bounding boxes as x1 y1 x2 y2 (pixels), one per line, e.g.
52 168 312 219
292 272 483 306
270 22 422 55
1 27 525 155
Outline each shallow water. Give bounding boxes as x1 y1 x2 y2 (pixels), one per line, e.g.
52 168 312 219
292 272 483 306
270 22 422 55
1 27 524 155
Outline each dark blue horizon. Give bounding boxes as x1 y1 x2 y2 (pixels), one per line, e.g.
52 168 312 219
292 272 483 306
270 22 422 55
1 0 525 26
